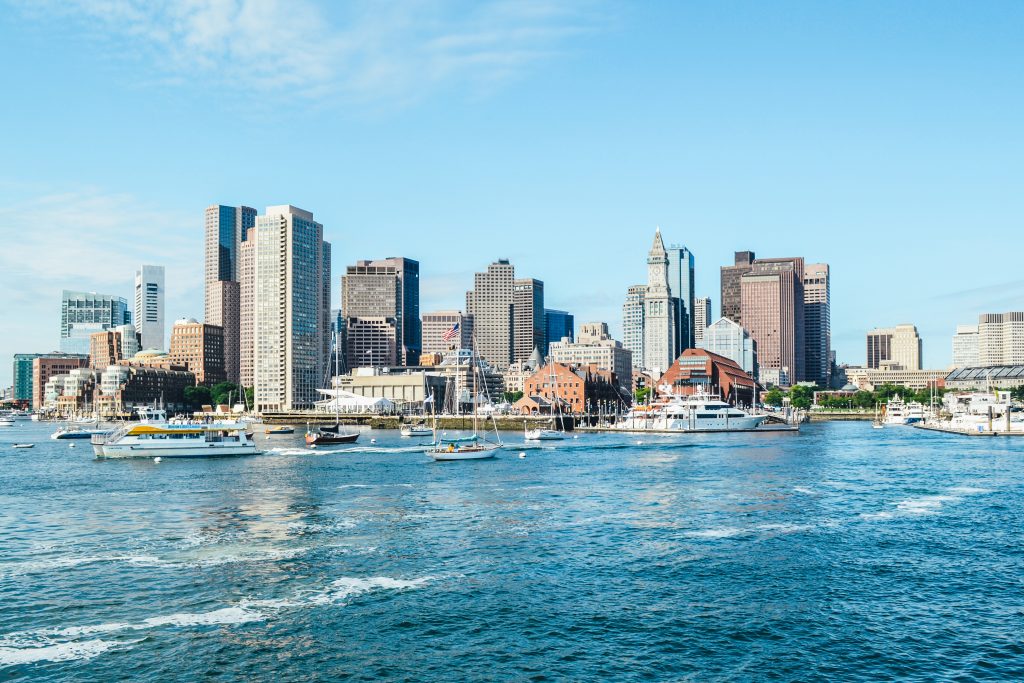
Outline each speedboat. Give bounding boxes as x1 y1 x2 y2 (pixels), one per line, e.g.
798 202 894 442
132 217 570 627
524 427 565 441
305 429 359 446
12 443 34 449
0 419 14 428
92 422 260 458
400 424 434 437
51 425 110 440
426 434 500 461
265 425 295 435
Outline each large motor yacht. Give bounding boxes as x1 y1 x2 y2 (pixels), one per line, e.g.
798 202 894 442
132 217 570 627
621 390 767 432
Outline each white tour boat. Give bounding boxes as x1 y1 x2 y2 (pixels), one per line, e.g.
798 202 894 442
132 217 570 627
92 408 259 458
883 395 926 425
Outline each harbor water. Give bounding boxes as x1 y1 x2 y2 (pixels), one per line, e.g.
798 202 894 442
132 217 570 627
2 421 1023 680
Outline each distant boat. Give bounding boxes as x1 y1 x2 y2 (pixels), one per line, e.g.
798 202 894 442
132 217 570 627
524 427 565 441
12 443 33 449
51 425 110 440
426 348 502 461
400 424 433 437
265 425 295 435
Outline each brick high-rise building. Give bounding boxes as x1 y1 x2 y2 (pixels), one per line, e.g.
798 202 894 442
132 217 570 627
32 354 88 411
720 251 755 325
466 260 515 371
89 330 127 369
168 319 226 386
740 257 805 386
204 204 256 384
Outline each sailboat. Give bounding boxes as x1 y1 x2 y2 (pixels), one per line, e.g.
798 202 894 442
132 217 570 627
307 330 360 445
872 403 884 429
426 349 502 460
525 357 567 441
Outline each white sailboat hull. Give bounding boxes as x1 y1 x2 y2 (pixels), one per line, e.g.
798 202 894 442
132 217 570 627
524 429 565 441
428 445 500 461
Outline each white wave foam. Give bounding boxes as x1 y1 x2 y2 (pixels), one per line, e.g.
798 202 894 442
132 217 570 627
792 486 816 495
0 639 126 666
757 523 813 534
947 486 992 496
896 495 958 514
685 527 746 539
286 519 357 534
0 554 162 577
307 576 433 605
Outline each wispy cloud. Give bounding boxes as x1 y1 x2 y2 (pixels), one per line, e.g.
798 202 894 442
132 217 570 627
0 189 203 377
20 0 604 103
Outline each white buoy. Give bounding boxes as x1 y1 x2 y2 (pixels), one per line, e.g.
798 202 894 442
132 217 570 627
310 444 317 449
153 457 162 463
636 440 643 446
573 435 579 439
519 452 526 458
370 438 377 444
69 443 76 449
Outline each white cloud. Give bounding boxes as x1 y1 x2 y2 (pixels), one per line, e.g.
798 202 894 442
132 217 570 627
22 0 603 102
0 189 202 384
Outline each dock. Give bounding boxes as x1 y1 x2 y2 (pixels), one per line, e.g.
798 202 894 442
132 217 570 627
914 423 1024 437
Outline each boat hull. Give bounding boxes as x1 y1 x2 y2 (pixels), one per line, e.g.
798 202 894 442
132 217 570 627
524 430 565 441
52 431 103 440
401 428 434 437
620 415 768 432
427 446 500 461
93 443 259 458
305 432 359 445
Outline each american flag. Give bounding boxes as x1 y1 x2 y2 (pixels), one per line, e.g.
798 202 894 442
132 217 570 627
442 322 460 342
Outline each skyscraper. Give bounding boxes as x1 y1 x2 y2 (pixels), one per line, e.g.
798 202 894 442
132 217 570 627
740 257 805 386
342 258 421 367
169 318 226 386
803 263 831 386
720 251 755 325
134 264 165 351
238 227 256 388
544 309 574 350
60 290 131 355
422 311 473 356
252 205 331 411
977 312 1024 365
952 324 979 368
465 260 515 371
642 228 676 377
204 204 256 385
513 278 545 363
666 244 695 354
866 324 922 370
694 297 711 346
622 285 646 367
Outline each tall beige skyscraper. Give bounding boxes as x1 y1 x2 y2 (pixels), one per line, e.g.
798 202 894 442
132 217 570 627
466 260 515 371
252 205 331 411
977 312 1024 365
204 204 256 384
866 324 921 370
238 228 256 388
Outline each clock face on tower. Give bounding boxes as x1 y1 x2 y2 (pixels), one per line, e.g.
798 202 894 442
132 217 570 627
651 265 662 279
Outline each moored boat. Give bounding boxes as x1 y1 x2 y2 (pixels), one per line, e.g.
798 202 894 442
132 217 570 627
305 428 359 445
620 389 768 432
400 424 433 437
524 427 565 441
51 425 111 440
427 434 500 460
265 425 295 435
92 422 260 458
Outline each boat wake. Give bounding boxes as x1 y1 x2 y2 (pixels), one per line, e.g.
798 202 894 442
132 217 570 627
0 575 435 668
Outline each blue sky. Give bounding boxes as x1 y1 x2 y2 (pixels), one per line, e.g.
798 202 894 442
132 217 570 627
2 0 1023 386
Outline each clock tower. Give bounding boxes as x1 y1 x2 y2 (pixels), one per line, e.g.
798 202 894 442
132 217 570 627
643 227 676 377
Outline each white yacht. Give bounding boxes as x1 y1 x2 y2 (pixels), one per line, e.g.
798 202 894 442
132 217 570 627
621 390 767 432
934 391 1024 434
883 395 926 425
524 427 566 441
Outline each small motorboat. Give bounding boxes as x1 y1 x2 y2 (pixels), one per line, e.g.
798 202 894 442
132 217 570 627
305 429 359 446
524 427 565 441
265 425 295 435
12 443 34 449
400 424 434 437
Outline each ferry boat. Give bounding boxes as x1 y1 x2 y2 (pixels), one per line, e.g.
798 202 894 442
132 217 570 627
620 389 768 432
92 422 260 458
883 395 926 425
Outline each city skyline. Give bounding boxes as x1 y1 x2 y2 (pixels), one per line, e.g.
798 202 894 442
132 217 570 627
3 2 1024 384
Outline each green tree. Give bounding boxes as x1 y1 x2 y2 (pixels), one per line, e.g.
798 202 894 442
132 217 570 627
634 387 651 405
183 385 212 411
1012 386 1024 403
762 388 784 407
788 385 815 409
501 391 524 403
853 391 875 409
209 381 240 406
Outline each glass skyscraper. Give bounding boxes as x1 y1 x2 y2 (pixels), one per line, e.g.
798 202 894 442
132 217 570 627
60 290 131 355
666 244 695 354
